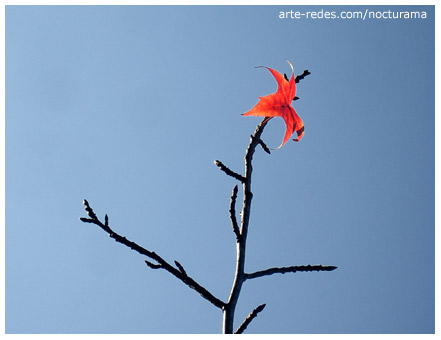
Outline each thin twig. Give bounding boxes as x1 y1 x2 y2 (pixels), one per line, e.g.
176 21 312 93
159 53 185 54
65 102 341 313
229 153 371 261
229 185 241 241
292 70 311 101
235 303 266 334
295 70 311 83
257 138 271 154
245 264 338 280
174 260 187 276
214 160 245 182
83 199 97 220
80 200 225 309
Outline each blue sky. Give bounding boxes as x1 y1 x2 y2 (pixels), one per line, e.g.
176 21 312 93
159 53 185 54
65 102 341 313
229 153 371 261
5 5 434 334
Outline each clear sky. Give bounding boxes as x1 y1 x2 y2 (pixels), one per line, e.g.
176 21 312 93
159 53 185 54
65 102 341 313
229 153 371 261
5 4 434 334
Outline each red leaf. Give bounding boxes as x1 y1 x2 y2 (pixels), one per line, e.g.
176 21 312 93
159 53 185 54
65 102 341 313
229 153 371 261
243 62 305 148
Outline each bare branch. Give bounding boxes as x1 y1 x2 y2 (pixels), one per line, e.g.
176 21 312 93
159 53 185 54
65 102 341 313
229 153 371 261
229 185 241 241
80 66 338 334
80 200 225 309
223 118 270 334
235 303 266 334
257 138 271 154
292 70 311 101
174 260 187 276
245 264 338 280
214 160 245 183
295 70 311 83
83 199 97 220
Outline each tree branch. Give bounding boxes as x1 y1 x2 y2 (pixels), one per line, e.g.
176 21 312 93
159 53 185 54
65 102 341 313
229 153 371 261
292 70 311 101
80 65 338 334
257 137 271 154
245 264 338 280
234 303 266 334
222 118 270 334
80 199 225 309
295 70 311 83
214 160 245 183
174 260 187 276
229 185 241 241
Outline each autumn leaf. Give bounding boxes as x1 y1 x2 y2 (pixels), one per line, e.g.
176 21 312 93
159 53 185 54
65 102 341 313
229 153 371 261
242 61 305 148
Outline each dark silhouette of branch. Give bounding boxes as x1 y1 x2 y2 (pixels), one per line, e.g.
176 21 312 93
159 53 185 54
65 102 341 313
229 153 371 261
216 117 336 333
235 303 266 334
80 67 337 333
214 160 245 182
174 260 187 276
80 199 225 309
229 185 241 241
284 69 310 84
295 70 311 83
292 69 311 101
245 264 338 280
221 118 270 334
257 137 271 154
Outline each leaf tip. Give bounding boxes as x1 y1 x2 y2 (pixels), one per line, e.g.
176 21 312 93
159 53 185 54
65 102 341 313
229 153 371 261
286 60 294 74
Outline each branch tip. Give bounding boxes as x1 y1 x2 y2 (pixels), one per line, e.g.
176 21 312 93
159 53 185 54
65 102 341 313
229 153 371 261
174 260 187 276
257 138 271 154
295 70 311 83
214 160 245 182
235 303 267 334
145 260 162 269
82 198 97 220
256 303 266 312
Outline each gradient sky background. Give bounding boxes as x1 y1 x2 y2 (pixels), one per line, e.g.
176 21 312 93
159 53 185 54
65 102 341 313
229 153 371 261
5 5 434 334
